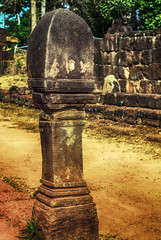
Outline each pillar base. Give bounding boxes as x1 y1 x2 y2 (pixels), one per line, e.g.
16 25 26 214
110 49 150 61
32 109 99 239
33 185 99 240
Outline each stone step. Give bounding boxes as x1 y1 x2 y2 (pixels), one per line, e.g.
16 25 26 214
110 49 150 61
103 93 161 110
85 103 161 127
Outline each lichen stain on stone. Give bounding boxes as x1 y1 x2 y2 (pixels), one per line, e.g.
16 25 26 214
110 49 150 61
54 174 61 184
65 57 75 74
80 61 92 74
64 127 76 146
49 59 59 78
124 68 130 79
66 168 71 180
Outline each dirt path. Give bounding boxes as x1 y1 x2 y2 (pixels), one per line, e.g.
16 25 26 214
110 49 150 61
0 111 161 240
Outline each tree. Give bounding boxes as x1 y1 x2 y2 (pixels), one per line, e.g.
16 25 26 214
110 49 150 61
0 0 29 16
41 0 46 17
1 0 161 42
6 10 31 44
31 0 37 31
2 12 5 28
139 0 161 30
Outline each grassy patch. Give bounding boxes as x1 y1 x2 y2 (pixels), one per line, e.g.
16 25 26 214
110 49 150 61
99 234 128 240
0 174 36 197
18 219 42 240
0 74 28 90
0 103 41 132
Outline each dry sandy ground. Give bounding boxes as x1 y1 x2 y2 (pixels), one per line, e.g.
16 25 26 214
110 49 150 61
0 113 161 240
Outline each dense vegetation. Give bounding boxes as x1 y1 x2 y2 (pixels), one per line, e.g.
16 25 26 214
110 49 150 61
0 0 161 44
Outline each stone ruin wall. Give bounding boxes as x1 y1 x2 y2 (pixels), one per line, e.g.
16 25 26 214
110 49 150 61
0 28 6 72
94 29 161 94
1 27 161 128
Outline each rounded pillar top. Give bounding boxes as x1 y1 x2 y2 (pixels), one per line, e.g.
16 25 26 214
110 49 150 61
27 8 94 93
27 9 95 111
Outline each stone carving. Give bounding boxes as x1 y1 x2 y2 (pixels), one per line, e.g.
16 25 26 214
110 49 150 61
102 75 121 96
106 19 131 34
27 8 98 240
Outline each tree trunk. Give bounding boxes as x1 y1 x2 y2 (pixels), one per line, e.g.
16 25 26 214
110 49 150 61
2 12 5 28
41 0 46 18
31 0 37 32
17 14 20 25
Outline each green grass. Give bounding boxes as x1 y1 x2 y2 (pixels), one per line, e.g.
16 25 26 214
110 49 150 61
99 234 128 240
0 174 36 197
0 102 41 132
18 219 42 240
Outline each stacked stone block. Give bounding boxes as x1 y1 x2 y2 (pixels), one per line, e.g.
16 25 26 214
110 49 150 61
0 28 6 73
94 29 161 94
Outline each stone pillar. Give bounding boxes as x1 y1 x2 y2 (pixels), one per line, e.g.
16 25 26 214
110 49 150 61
27 8 98 240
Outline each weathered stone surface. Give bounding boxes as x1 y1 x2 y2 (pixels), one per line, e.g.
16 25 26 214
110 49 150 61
112 66 119 79
124 107 138 124
129 65 144 80
0 28 7 43
152 48 161 63
118 66 130 79
155 34 161 48
34 109 99 239
143 64 161 80
144 36 153 49
103 52 111 64
94 37 103 52
94 51 103 64
140 80 153 93
103 92 117 105
102 75 120 96
28 79 95 93
103 65 112 76
113 35 119 51
103 92 161 110
94 64 103 78
104 35 114 51
85 103 161 127
154 81 161 94
39 110 85 185
94 29 161 95
28 9 98 240
115 51 129 66
33 201 98 240
119 36 132 51
118 79 127 92
133 36 147 50
142 50 153 65
32 92 95 111
28 8 94 93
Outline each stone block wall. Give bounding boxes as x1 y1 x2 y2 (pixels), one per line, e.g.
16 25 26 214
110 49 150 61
0 87 33 107
0 28 6 73
94 29 161 94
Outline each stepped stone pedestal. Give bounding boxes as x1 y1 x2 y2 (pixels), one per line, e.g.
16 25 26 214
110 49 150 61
27 8 99 240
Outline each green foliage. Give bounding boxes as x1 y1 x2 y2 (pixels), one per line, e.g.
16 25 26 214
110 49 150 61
98 0 132 21
0 174 34 193
1 61 5 70
0 0 29 16
1 0 161 40
6 11 31 45
15 59 22 68
18 219 42 240
139 0 161 30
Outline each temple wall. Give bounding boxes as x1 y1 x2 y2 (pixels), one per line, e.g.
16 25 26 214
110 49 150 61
94 29 161 94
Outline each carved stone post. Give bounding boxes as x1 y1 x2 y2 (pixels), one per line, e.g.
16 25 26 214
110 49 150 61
27 9 98 240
